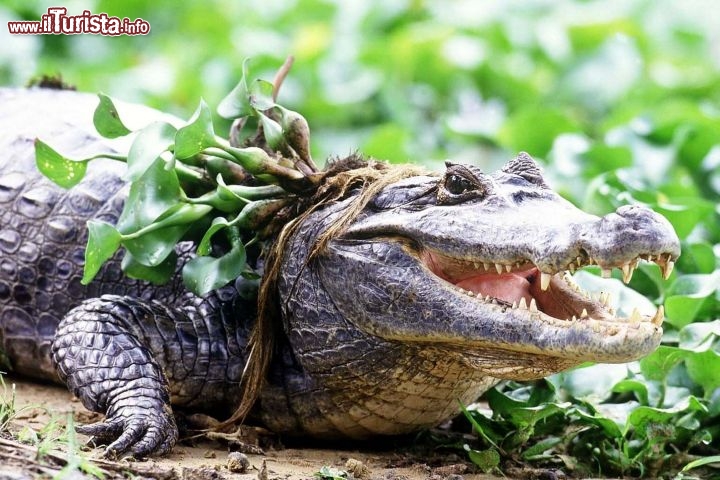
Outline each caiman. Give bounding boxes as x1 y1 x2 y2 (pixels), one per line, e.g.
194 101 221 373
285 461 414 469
0 87 680 458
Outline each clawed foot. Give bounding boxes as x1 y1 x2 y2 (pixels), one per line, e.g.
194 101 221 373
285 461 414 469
77 403 178 458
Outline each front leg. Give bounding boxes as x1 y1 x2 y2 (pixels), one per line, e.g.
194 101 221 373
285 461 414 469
51 293 248 457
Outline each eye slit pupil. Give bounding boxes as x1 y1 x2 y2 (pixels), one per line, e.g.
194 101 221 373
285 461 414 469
446 174 474 195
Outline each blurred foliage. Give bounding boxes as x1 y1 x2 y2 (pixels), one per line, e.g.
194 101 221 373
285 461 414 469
3 0 720 477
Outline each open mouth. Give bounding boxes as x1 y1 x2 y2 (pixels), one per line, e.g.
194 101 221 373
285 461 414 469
422 250 672 326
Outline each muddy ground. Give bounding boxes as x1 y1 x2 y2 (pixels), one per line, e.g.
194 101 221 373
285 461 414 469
0 376 507 480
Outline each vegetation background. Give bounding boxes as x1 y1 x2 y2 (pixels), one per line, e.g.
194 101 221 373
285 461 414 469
1 0 719 478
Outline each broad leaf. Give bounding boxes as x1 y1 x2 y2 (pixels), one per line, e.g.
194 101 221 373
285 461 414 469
126 121 177 181
93 93 131 138
258 112 284 150
182 242 246 296
248 78 275 111
82 221 122 284
121 251 177 285
217 58 252 119
124 203 212 266
174 99 219 159
34 139 88 189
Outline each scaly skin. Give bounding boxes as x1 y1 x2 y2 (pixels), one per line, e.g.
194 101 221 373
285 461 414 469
0 88 680 457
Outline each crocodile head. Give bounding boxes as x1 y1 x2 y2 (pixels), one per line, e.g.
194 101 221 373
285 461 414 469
274 153 680 437
334 153 679 369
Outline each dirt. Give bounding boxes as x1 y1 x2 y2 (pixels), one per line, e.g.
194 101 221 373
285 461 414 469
0 375 501 480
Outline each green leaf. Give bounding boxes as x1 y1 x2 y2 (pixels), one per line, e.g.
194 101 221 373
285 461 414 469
550 361 630 403
571 405 624 438
612 379 649 406
248 78 275 111
665 272 720 328
81 221 122 284
639 346 687 382
258 112 284 150
124 203 213 266
580 144 633 178
676 242 717 274
685 350 720 393
678 320 720 352
174 99 220 159
498 107 579 157
182 242 247 296
196 217 232 256
121 251 177 285
464 445 500 473
314 466 347 480
682 455 720 472
217 58 252 119
116 157 183 266
34 139 88 189
126 121 177 181
459 403 503 449
626 396 706 437
655 198 715 239
93 93 132 138
117 157 182 234
521 436 562 460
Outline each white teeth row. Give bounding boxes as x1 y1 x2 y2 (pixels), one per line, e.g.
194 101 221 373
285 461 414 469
463 260 527 273
456 283 665 327
454 287 539 312
571 253 675 284
568 305 664 327
510 297 538 312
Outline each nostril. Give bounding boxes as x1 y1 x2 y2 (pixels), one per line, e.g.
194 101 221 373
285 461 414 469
616 204 648 218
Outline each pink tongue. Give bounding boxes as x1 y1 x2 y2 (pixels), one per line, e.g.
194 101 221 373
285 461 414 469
456 274 532 305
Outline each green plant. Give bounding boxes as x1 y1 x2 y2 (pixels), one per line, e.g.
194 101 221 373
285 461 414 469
36 58 318 296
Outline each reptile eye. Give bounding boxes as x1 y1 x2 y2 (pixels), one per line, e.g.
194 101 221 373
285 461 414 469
445 174 475 195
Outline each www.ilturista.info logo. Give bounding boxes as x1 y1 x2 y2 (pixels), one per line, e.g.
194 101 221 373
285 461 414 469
8 7 150 35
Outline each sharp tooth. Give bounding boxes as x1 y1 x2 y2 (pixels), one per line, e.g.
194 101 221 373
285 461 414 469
646 254 653 262
622 263 635 284
651 305 665 326
571 315 577 322
529 298 538 312
629 308 641 324
599 292 608 306
663 260 674 280
519 297 528 309
467 291 474 297
568 262 576 274
581 308 588 318
576 256 583 266
485 295 491 302
633 258 641 269
511 301 517 309
495 263 504 274
483 262 490 271
473 262 480 269
540 272 551 291
505 264 512 273
601 268 612 279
